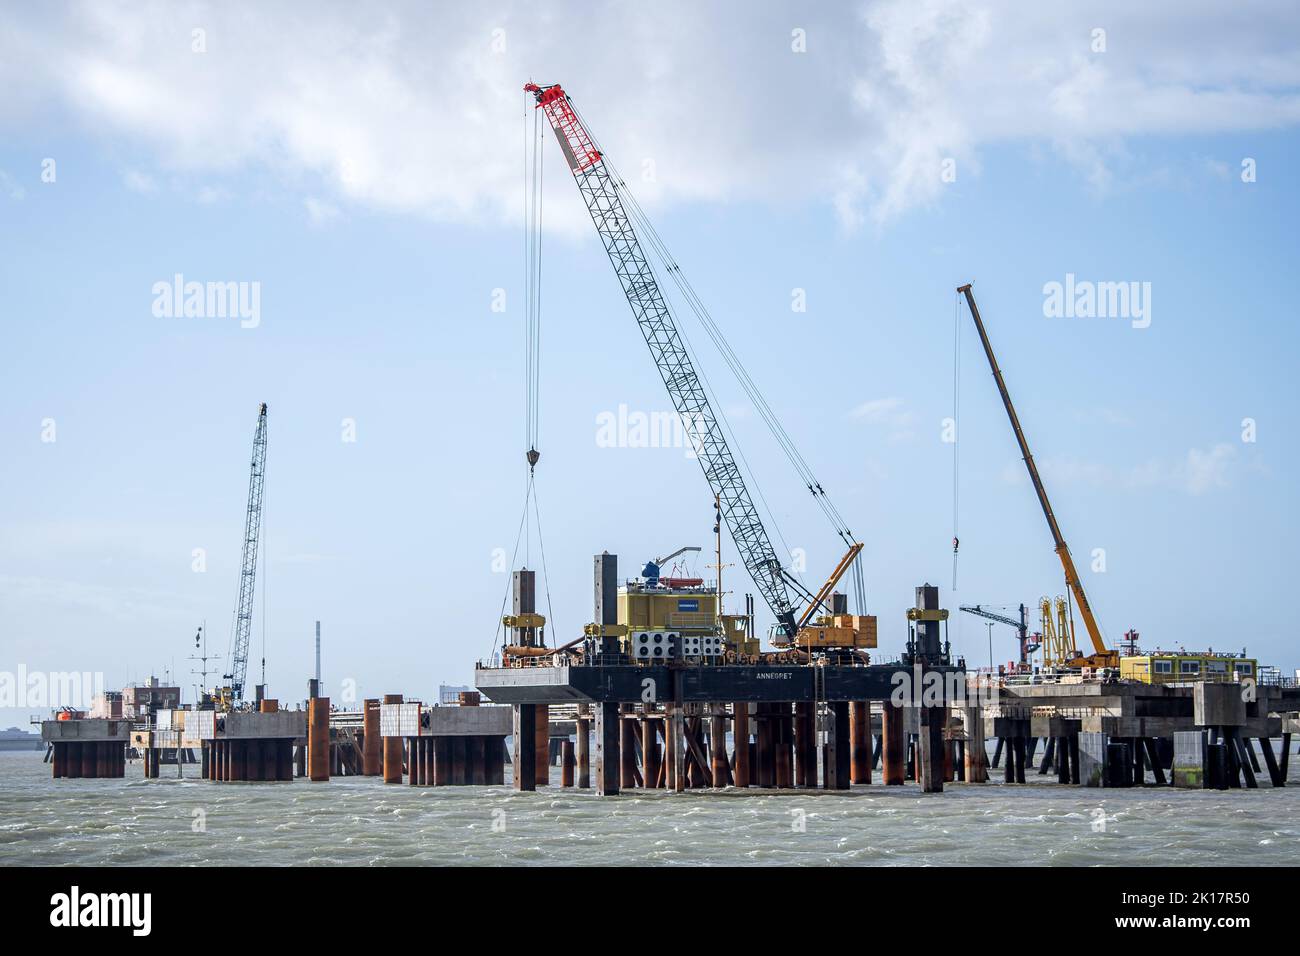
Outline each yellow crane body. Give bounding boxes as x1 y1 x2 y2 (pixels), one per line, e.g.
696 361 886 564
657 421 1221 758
793 543 876 650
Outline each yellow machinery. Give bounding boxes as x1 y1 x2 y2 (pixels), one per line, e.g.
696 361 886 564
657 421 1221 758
617 579 763 657
1038 598 1058 664
719 614 758 657
797 614 878 650
1120 654 1257 685
959 285 1118 669
793 543 877 651
204 685 235 712
612 540 874 658
619 585 717 633
1038 596 1080 667
501 611 549 658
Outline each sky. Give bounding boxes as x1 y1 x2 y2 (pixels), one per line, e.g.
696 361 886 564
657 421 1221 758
1 0 1298 725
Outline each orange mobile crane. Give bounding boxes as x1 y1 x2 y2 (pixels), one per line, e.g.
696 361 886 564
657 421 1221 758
957 285 1118 670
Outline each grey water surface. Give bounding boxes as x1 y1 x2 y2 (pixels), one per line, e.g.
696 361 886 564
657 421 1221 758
2 749 1295 866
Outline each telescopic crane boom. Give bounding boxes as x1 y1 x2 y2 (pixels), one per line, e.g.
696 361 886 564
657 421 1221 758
957 285 1116 668
525 82 800 641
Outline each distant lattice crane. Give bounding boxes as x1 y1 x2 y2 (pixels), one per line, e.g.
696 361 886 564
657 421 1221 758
960 603 1040 666
225 402 268 704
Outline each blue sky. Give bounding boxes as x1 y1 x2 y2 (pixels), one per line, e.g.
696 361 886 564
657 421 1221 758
2 2 1298 723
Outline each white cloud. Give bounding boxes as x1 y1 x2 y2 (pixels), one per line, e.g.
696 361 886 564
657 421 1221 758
850 396 907 423
122 169 156 193
275 551 339 565
1183 443 1236 495
1201 156 1233 181
0 574 184 621
0 169 26 200
1002 456 1131 489
850 396 916 442
304 196 340 225
1002 443 1241 495
1073 406 1135 427
0 1 1296 229
194 185 228 205
844 1 1300 222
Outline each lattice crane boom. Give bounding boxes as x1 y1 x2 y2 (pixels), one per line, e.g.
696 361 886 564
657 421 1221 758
525 83 798 640
226 402 268 702
960 604 1022 631
960 603 1040 666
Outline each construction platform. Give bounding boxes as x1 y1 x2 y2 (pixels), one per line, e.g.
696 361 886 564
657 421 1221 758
474 662 948 704
38 547 1297 796
991 679 1300 739
42 718 130 779
982 679 1299 789
40 696 513 787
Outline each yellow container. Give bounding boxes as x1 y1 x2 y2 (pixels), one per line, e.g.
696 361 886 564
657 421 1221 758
1120 654 1256 685
798 615 877 649
618 587 718 633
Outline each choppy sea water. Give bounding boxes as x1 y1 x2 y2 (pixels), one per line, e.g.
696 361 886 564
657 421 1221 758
2 749 1296 866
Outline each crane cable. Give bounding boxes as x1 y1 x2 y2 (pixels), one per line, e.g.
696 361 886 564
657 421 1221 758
952 289 961 593
563 105 799 579
491 94 557 658
607 148 850 537
571 99 867 613
572 102 834 501
622 166 867 610
490 472 531 661
614 159 865 609
260 472 267 695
